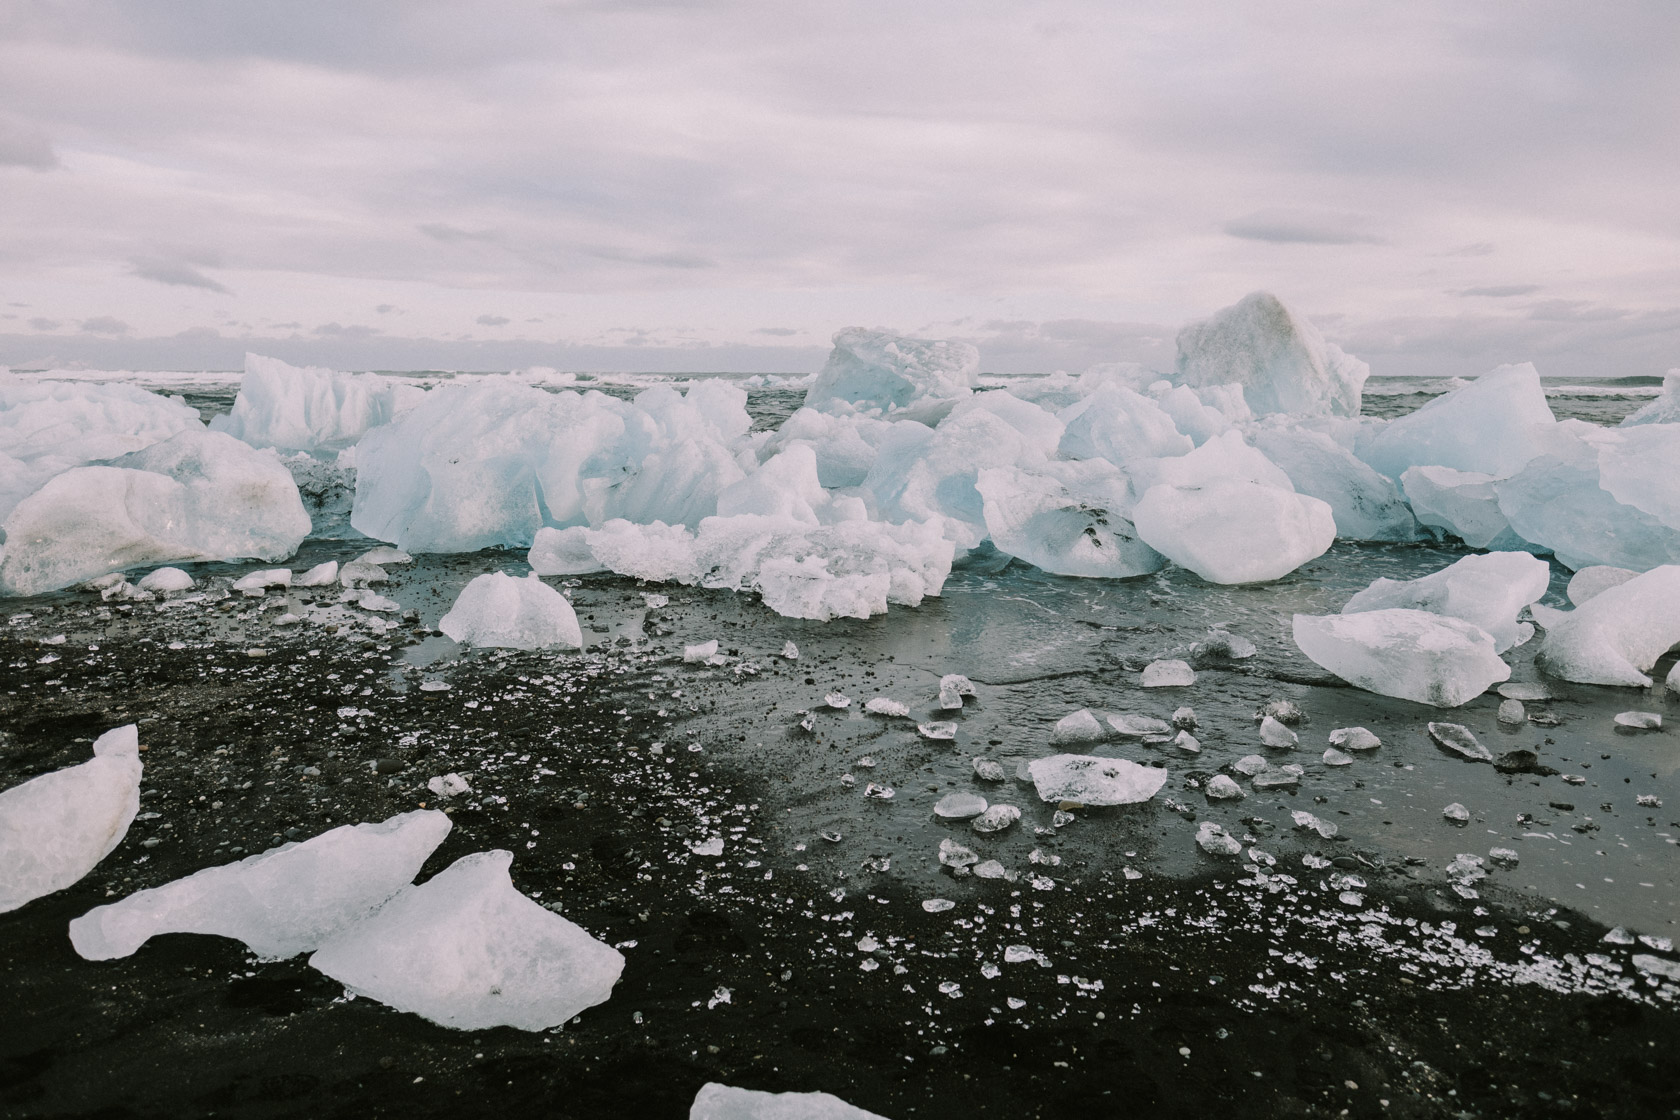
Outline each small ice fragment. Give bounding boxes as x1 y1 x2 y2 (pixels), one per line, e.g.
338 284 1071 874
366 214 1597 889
862 783 895 800
1259 699 1305 724
971 805 1021 834
917 721 957 740
938 839 980 868
1428 722 1492 762
972 757 1006 782
1442 802 1470 825
137 567 194 593
1614 711 1662 730
688 1083 890 1120
1007 996 1027 1009
1497 681 1552 701
358 590 400 613
922 898 956 913
1173 730 1201 754
1632 955 1680 983
1205 775 1244 801
939 674 975 709
973 860 1009 880
1640 934 1674 952
799 714 815 733
1603 927 1637 945
856 935 878 952
1322 748 1353 767
933 792 988 820
1027 755 1168 805
689 837 724 856
296 560 339 587
938 981 963 997
820 829 843 843
419 680 451 692
1028 874 1054 891
234 568 292 595
339 561 387 588
684 640 720 663
1141 659 1196 687
1251 769 1299 789
1233 755 1268 776
1196 821 1242 857
356 546 412 566
1003 945 1039 964
1172 706 1198 730
640 592 669 609
1052 709 1106 743
780 640 798 659
980 962 1001 979
1291 810 1338 839
1051 810 1075 827
1328 727 1380 751
427 773 471 799
1338 892 1365 908
1258 716 1297 748
864 697 910 718
855 756 876 768
1488 847 1520 866
824 692 851 709
1302 853 1332 870
1107 713 1172 738
1497 699 1526 725
1636 794 1662 807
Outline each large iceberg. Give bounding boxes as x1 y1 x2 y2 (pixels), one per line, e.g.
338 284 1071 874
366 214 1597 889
0 726 141 914
865 407 1042 550
1362 364 1554 480
1173 291 1368 417
1593 424 1680 532
0 429 312 596
803 328 979 417
1401 466 1526 549
438 572 584 650
309 850 624 1031
1293 609 1510 707
1340 551 1551 653
1535 565 1680 687
976 460 1165 578
1621 370 1680 426
690 1083 890 1119
68 810 451 960
209 353 423 454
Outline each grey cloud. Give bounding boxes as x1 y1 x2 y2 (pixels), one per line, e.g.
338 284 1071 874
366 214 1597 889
476 314 510 326
313 322 381 338
418 223 497 243
375 304 398 314
129 258 231 293
0 117 58 169
753 327 798 336
1222 211 1381 245
28 317 60 331
1445 243 1498 257
80 316 131 334
1459 285 1541 298
582 246 715 270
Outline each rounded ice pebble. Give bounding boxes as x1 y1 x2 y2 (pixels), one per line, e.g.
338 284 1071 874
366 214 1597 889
933 792 988 820
1259 716 1297 748
1443 802 1470 824
1132 480 1336 585
1052 708 1106 743
1614 711 1662 730
1497 699 1526 725
1328 727 1380 751
1141 659 1196 687
1196 821 1242 857
1293 609 1510 708
437 572 582 650
296 560 339 587
1322 748 1353 766
1205 775 1244 800
971 805 1021 833
136 566 194 593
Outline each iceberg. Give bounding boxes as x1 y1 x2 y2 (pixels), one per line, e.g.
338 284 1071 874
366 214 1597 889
761 408 897 488
309 850 624 1031
0 726 141 914
438 572 583 650
1173 291 1368 417
1057 384 1193 465
803 328 980 416
1568 565 1638 606
69 810 451 960
689 1082 890 1120
1249 425 1420 541
1620 370 1680 426
975 459 1165 579
1362 364 1554 480
1593 423 1680 532
1133 480 1335 584
209 353 423 454
865 407 1042 550
1535 565 1680 686
1340 551 1551 653
1400 466 1527 549
0 429 312 596
1293 609 1510 707
1026 754 1168 805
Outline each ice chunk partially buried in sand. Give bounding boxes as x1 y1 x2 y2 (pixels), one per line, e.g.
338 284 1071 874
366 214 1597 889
689 1081 892 1120
1293 608 1509 707
1340 551 1550 653
1026 755 1168 806
439 572 583 650
309 850 624 1031
1535 565 1680 687
0 726 142 914
68 810 452 961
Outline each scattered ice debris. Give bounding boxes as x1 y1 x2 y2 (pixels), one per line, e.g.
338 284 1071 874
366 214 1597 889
1141 659 1195 687
689 1082 890 1120
0 725 142 914
689 837 725 857
1196 821 1243 857
1293 608 1509 708
426 774 471 799
1614 711 1662 730
437 572 582 650
1052 709 1106 743
1258 716 1297 748
1290 810 1338 839
1106 713 1172 738
938 674 976 709
1536 565 1680 687
70 811 451 961
1497 699 1527 725
338 560 387 587
297 560 339 587
1321 748 1352 767
1442 803 1470 825
824 692 851 709
862 783 895 800
1233 754 1269 776
780 641 799 659
932 793 988 820
136 566 194 593
1026 755 1168 806
922 898 956 913
685 640 721 663
863 697 910 718
1205 775 1244 801
970 805 1021 834
1172 706 1198 729
1428 722 1492 763
309 850 624 1032
1633 956 1680 983
1173 730 1201 754
917 721 957 741
971 757 1006 782
1340 551 1550 653
938 839 980 869
356 545 412 566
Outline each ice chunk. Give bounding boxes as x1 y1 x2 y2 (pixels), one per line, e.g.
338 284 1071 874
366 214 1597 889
1172 706 1198 729
970 805 1021 833
1191 630 1257 661
1632 955 1680 983
762 408 897 488
308 850 623 1031
1328 727 1380 751
824 692 851 709
1141 659 1195 687
1129 429 1294 494
1291 810 1338 839
1497 699 1526 725
1133 481 1335 584
1594 423 1680 531
1106 713 1171 738
917 721 957 740
0 726 141 914
938 674 975 708
863 697 910 718
866 407 1041 550
1250 424 1420 541
1205 775 1244 800
0 430 312 596
1149 383 1232 445
975 459 1165 579
1196 822 1242 857
1613 711 1661 730
933 793 988 820
1620 370 1680 426
1052 709 1107 744
339 560 386 587
972 757 1006 782
438 572 582 650
689 1082 890 1120
427 773 471 798
1363 364 1555 480
1027 754 1168 806
1233 755 1268 776
297 560 339 587
1173 292 1367 417
1535 566 1680 686
1400 466 1525 549
1442 802 1470 824
1293 609 1509 707
136 566 194 593
950 391 1066 459
716 443 827 524
1322 748 1353 766
1568 566 1638 606
233 568 292 593
938 838 980 868
1340 551 1551 653
1428 722 1492 762
357 545 413 566
1057 383 1193 465
209 354 422 454
804 328 980 416
69 810 451 960
1669 661 1680 691
1174 730 1200 753
1258 716 1297 748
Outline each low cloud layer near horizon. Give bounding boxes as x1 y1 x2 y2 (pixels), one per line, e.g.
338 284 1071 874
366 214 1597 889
2 1 1677 376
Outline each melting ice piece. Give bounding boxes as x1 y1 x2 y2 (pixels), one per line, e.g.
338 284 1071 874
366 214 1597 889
973 860 1010 880
1363 362 1555 480
932 793 988 820
804 327 980 416
438 572 582 650
136 566 194 593
1340 552 1550 654
972 757 1006 782
781 641 799 660
296 560 339 587
1632 956 1680 983
1141 659 1195 687
1026 755 1168 806
976 459 1166 579
1233 754 1269 776
1172 707 1198 729
863 698 910 718
1496 682 1551 702
1249 423 1419 541
689 837 724 857
357 546 413 566
688 1081 891 1120
69 810 451 960
1052 709 1106 743
1133 480 1336 585
1174 730 1201 753
1196 821 1243 857
427 773 471 799
1442 802 1470 825
1172 291 1368 417
1205 775 1244 801
938 674 975 709
1614 711 1662 730
1191 630 1257 661
1568 565 1638 606
1106 713 1172 738
309 850 624 1031
1258 716 1297 748
1293 609 1509 708
824 692 852 709
922 898 956 913
1252 768 1300 790
1536 566 1680 687
1290 810 1338 839
970 805 1021 834
685 640 721 663
938 839 980 868
0 726 141 914
1399 466 1521 549
917 721 957 740
1322 748 1353 766
1428 722 1492 762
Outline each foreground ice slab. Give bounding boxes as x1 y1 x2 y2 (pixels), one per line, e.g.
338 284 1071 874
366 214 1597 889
0 430 312 596
1362 363 1555 480
690 1082 891 1120
1340 551 1550 653
1026 755 1168 805
1172 291 1367 418
439 572 583 650
0 726 141 914
310 850 624 1031
1620 370 1680 426
209 353 423 454
69 810 451 960
1293 609 1510 707
976 460 1164 578
1133 480 1335 584
803 328 979 416
1535 565 1680 687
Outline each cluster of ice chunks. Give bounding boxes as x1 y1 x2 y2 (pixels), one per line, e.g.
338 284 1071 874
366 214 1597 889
689 1082 890 1119
438 571 583 650
209 353 424 455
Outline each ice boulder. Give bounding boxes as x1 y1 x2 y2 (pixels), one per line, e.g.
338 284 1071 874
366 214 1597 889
209 353 423 454
439 572 583 650
1340 552 1551 653
950 391 1065 458
0 726 141 913
1173 292 1367 418
68 810 451 960
309 850 625 1031
1567 566 1638 606
1620 370 1680 426
690 1083 890 1120
1057 383 1193 465
976 459 1165 578
1593 424 1680 532
1535 565 1680 687
1362 364 1554 480
0 430 311 596
1400 466 1526 549
1249 425 1420 541
1128 429 1293 494
865 408 1041 550
1149 383 1232 445
1133 481 1335 584
1026 754 1169 805
1293 609 1510 707
717 443 828 524
803 328 980 417
762 408 898 488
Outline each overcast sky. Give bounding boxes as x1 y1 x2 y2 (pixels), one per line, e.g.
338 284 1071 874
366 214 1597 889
3 1 1678 376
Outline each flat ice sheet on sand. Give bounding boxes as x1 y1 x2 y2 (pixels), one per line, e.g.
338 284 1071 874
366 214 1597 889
1293 608 1510 708
689 1082 892 1119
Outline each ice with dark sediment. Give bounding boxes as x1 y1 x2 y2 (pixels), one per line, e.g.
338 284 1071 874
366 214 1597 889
1026 755 1168 806
976 459 1164 578
688 1081 891 1119
1293 608 1509 707
1535 565 1680 686
1196 821 1243 857
1247 422 1421 541
1340 551 1550 653
438 572 582 650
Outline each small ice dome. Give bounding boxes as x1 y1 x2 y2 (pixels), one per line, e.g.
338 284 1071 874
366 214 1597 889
1497 699 1526 725
1328 727 1380 751
1258 716 1297 748
824 691 851 708
356 546 413 566
1614 711 1662 730
1141 659 1196 687
296 560 340 587
1027 755 1168 806
1196 821 1242 857
933 792 988 820
1106 713 1172 737
689 1082 890 1120
309 850 625 1032
1322 748 1353 766
970 804 1021 833
918 721 958 740
1205 775 1244 800
438 572 583 650
136 566 194 593
1443 802 1470 824
685 640 721 663
338 560 387 587
233 568 292 593
864 697 911 718
1052 709 1106 743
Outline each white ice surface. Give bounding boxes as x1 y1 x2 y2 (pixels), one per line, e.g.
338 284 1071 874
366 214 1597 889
1172 291 1367 418
1535 565 1680 686
438 572 583 650
1362 363 1554 480
802 328 979 416
1026 754 1168 805
1293 609 1510 707
1133 480 1335 585
975 459 1164 578
209 353 423 454
1400 466 1524 550
1249 424 1420 541
689 1082 891 1120
1340 551 1551 653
